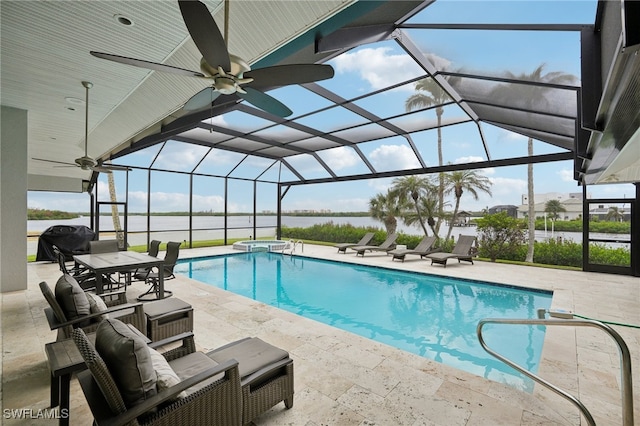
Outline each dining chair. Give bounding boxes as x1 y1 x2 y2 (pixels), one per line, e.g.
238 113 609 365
137 241 181 301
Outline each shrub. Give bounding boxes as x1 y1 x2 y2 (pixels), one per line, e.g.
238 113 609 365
476 212 525 262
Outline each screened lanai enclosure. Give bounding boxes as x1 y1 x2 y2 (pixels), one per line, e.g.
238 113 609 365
11 0 637 275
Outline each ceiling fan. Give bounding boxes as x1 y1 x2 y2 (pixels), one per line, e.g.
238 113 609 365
33 81 129 173
89 0 334 117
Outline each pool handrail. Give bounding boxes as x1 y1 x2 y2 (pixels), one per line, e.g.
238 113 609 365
477 313 634 426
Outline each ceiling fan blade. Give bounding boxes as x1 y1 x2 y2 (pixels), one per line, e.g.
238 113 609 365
32 158 77 167
245 64 335 89
91 166 113 173
238 87 293 117
95 163 131 172
178 0 230 71
184 87 222 111
90 51 204 77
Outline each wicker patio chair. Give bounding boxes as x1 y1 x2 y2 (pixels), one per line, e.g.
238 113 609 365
72 324 243 426
39 276 146 341
207 337 294 424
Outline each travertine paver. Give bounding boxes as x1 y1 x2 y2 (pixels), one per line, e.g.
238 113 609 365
1 244 638 425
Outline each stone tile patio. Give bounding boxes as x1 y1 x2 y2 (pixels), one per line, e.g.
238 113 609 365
2 244 638 425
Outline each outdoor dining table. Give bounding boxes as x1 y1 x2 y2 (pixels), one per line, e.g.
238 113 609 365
73 251 166 298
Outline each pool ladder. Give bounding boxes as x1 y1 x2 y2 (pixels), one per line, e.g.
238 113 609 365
477 311 634 426
283 239 303 255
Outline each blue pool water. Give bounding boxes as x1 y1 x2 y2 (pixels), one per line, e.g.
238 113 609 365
175 252 552 392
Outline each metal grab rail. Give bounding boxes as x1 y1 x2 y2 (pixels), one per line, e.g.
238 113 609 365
477 315 634 426
283 239 304 255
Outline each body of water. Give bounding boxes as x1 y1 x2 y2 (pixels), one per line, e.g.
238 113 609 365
176 251 553 392
27 215 629 255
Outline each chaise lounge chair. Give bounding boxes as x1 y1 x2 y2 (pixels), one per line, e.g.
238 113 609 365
425 235 476 267
351 233 398 257
387 236 437 262
73 318 294 426
334 232 375 253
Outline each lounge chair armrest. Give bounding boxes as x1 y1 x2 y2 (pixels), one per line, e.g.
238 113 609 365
240 357 292 387
44 303 144 331
148 331 195 350
98 359 240 426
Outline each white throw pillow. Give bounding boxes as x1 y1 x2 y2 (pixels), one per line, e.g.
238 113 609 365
148 347 186 400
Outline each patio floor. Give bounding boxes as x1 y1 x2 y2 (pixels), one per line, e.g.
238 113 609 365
2 244 638 425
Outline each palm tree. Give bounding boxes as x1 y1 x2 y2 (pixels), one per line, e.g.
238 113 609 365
606 206 625 222
106 171 125 249
369 190 402 235
405 78 451 234
389 175 436 237
544 199 566 221
490 65 577 262
402 190 441 237
443 169 492 241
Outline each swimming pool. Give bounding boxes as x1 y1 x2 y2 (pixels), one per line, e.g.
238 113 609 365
175 252 552 392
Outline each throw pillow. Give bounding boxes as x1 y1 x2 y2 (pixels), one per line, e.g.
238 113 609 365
54 274 90 320
148 347 186 400
95 318 157 408
85 292 109 321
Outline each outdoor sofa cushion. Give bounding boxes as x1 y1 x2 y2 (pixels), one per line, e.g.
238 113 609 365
95 318 157 408
54 274 90 320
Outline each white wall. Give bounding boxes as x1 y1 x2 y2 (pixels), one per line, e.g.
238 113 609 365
1 106 28 292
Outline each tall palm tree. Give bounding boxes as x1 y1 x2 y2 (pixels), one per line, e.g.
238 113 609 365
544 199 566 221
490 65 576 262
405 78 451 234
369 190 402 235
106 171 125 249
443 169 492 241
389 175 436 237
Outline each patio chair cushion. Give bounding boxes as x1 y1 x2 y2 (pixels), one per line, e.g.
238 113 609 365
147 347 186 400
86 292 109 321
207 337 289 379
168 351 224 396
54 274 90 320
95 318 157 408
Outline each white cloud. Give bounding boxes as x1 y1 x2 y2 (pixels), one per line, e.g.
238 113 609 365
557 168 573 182
369 144 421 170
500 129 528 142
155 145 210 169
319 147 359 170
367 177 394 193
332 47 422 90
488 177 527 199
453 155 495 175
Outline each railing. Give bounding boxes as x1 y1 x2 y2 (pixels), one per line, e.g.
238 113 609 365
477 311 634 426
283 239 304 255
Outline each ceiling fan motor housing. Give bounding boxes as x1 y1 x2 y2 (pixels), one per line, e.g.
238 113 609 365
75 156 97 170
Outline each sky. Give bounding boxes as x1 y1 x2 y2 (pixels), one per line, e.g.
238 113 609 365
27 0 636 214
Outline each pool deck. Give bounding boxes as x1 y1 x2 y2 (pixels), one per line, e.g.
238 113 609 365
2 243 639 425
